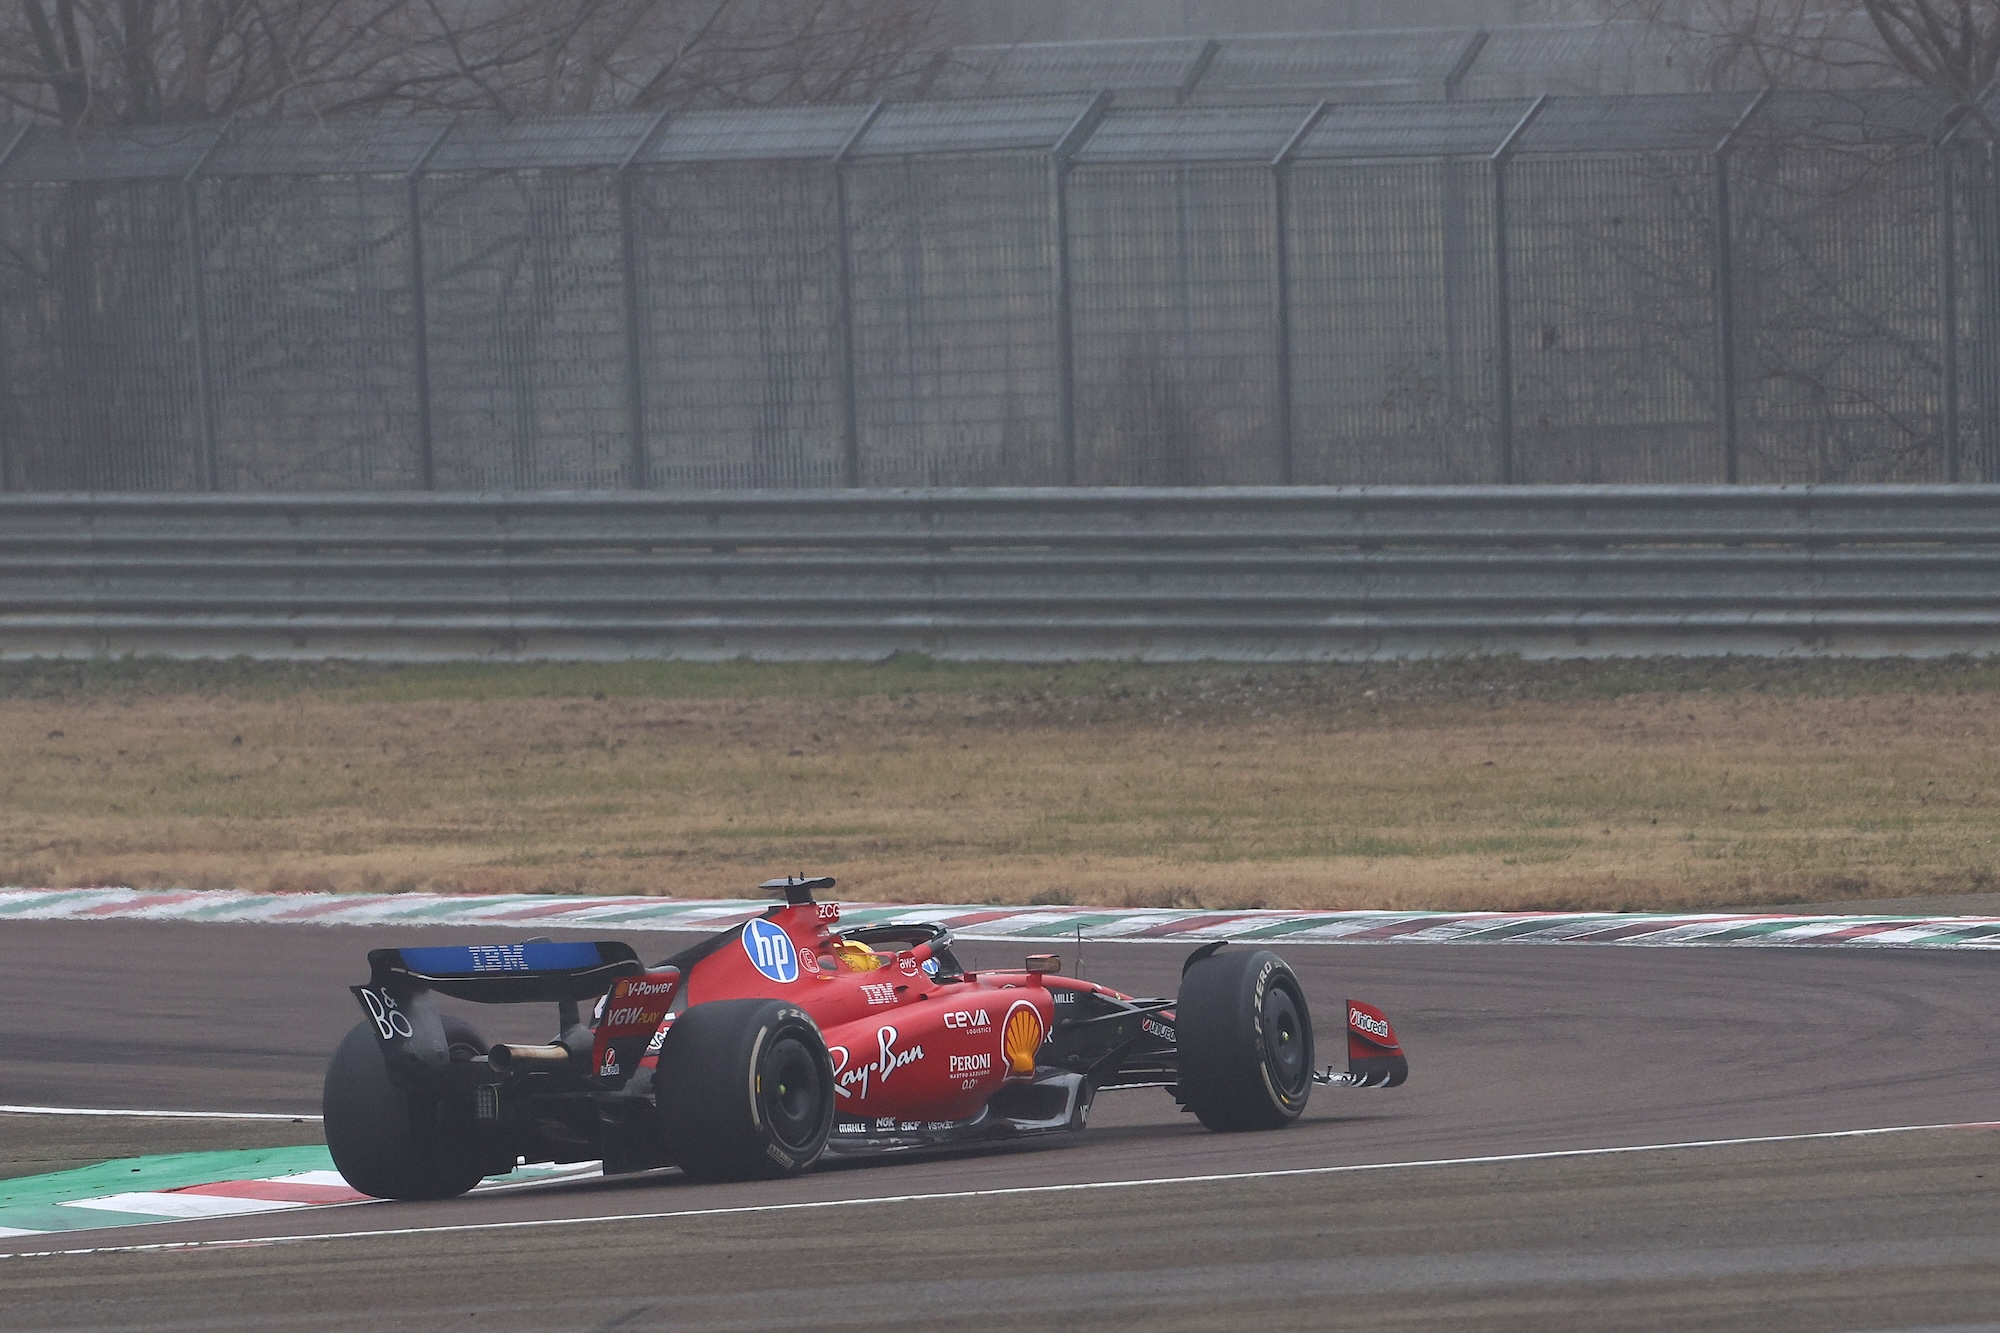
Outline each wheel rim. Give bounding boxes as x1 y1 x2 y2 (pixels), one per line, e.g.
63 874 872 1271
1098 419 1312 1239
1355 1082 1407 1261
1260 986 1309 1097
760 1035 825 1151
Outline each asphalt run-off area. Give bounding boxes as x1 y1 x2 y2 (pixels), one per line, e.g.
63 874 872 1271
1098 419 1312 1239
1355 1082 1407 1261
1 898 1997 1331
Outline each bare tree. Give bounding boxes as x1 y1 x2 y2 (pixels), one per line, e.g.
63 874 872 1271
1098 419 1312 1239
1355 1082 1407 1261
0 0 954 128
1606 1 2000 113
1863 1 2000 109
1600 1 1881 90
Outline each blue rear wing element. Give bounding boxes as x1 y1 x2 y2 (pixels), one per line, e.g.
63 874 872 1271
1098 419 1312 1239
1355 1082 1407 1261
367 940 642 1004
397 942 606 976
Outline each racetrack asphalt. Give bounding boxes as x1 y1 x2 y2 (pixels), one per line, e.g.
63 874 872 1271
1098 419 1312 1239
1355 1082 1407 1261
1 919 1996 1330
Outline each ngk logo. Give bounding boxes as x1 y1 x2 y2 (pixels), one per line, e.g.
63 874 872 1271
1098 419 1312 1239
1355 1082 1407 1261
1349 1008 1391 1039
948 1053 992 1075
942 1009 991 1031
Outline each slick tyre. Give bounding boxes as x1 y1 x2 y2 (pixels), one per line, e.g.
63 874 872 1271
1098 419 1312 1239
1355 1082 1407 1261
323 1017 492 1201
1175 949 1314 1132
657 1000 834 1183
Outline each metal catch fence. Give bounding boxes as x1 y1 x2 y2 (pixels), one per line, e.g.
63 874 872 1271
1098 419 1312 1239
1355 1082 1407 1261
0 89 1994 494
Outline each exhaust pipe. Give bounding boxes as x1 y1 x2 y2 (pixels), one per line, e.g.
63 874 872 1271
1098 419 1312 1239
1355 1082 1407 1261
488 1042 572 1072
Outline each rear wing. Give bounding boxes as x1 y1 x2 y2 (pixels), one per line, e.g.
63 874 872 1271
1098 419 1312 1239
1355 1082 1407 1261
353 940 643 1085
366 941 642 1005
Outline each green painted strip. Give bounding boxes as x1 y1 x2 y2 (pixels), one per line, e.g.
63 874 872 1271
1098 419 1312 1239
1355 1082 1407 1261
584 903 737 924
1683 919 1839 943
0 1146 336 1233
1236 916 1356 939
0 893 97 917
1014 914 1128 938
1905 921 2000 943
0 1204 127 1233
830 907 917 925
179 897 266 920
384 898 520 919
1444 918 1595 942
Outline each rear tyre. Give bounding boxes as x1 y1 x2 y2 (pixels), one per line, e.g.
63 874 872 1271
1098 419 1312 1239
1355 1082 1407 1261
656 1000 834 1182
323 1016 493 1200
1175 948 1313 1132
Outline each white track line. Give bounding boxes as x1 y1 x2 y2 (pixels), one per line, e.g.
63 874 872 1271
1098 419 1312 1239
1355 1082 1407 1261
0 1105 320 1121
6 1119 1995 1261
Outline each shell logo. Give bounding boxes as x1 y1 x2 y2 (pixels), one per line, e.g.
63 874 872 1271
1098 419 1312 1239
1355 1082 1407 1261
1002 1000 1045 1077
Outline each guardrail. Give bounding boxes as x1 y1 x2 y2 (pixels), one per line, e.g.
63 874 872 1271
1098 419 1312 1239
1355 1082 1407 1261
3 486 1998 661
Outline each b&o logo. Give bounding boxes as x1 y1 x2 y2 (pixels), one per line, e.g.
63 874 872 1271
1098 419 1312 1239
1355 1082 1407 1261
359 988 413 1041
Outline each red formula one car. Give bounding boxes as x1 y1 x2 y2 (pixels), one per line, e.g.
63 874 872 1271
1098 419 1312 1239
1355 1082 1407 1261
323 877 1408 1198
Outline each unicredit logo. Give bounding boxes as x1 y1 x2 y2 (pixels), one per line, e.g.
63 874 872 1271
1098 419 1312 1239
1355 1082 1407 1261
1349 1008 1390 1039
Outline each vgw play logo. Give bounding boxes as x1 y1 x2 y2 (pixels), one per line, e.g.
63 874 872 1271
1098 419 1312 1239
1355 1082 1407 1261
742 918 799 983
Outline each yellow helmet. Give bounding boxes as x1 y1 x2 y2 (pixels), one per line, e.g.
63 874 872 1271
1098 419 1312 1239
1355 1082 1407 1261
828 938 886 972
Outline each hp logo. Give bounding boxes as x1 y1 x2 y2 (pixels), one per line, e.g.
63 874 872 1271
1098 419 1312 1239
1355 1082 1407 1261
742 918 799 984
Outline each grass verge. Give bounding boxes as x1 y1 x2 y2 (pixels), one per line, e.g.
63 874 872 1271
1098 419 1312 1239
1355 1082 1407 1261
2 655 1997 913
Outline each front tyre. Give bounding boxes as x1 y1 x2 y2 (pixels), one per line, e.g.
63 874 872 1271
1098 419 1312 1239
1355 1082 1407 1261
322 1018 491 1200
1175 949 1314 1132
656 1000 834 1182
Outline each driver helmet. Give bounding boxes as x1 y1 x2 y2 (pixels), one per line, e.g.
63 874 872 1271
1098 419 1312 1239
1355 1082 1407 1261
827 938 886 972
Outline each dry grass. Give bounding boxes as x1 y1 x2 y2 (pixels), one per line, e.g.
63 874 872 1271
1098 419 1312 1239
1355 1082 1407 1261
2 658 1998 912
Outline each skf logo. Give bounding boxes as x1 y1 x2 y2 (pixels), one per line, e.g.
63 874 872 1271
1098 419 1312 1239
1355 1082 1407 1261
1349 1008 1391 1040
942 1009 991 1030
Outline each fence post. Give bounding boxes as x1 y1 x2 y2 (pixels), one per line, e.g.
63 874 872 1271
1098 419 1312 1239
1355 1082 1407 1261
1977 138 2000 483
832 101 884 489
620 109 674 492
181 127 226 491
1050 93 1108 487
1943 147 1962 482
1489 96 1546 485
1271 102 1328 487
1712 90 1768 486
0 125 33 492
1443 30 1489 101
407 121 453 491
